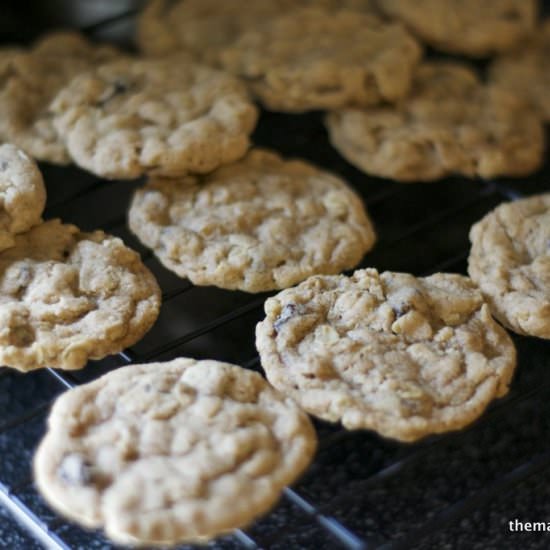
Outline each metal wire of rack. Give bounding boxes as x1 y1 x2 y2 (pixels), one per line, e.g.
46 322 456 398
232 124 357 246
1 6 550 550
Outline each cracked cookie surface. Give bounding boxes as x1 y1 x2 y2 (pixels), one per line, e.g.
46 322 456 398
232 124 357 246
128 149 376 293
34 358 317 545
256 268 516 442
377 0 537 57
0 219 160 371
0 144 46 252
51 55 258 179
137 0 379 65
468 194 550 339
489 20 550 122
325 62 544 182
220 7 421 112
0 32 119 164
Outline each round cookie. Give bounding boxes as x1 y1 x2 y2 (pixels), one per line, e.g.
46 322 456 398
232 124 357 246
220 7 422 112
489 20 550 122
325 62 544 182
0 32 119 164
0 144 46 252
256 268 516 442
50 55 258 179
137 0 380 64
468 194 550 339
377 0 537 57
34 358 317 545
0 219 161 371
128 149 376 293
137 0 293 63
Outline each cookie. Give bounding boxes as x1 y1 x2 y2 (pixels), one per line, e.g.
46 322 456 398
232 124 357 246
0 32 119 164
128 149 376 293
0 219 161 371
34 358 317 545
489 20 550 122
0 144 46 252
468 194 550 339
220 7 421 112
256 268 516 442
377 0 537 57
137 0 379 64
137 0 292 63
50 55 258 179
325 62 544 182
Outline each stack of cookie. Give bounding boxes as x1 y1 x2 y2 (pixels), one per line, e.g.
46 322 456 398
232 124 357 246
0 0 546 547
2 1 546 184
0 31 258 179
0 144 161 372
137 0 547 183
0 21 376 547
0 32 119 165
0 26 379 292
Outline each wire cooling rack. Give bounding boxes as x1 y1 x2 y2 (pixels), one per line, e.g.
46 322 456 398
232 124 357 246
1 5 550 550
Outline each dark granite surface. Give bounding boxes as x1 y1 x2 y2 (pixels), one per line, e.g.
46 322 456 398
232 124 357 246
0 506 42 550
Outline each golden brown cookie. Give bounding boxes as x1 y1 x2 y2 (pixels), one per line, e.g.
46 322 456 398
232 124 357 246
468 194 550 339
137 0 380 64
0 144 46 252
325 62 544 182
220 7 422 112
128 149 376 292
256 268 516 442
0 32 119 164
51 55 258 179
34 358 317 545
0 219 161 371
377 0 537 57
